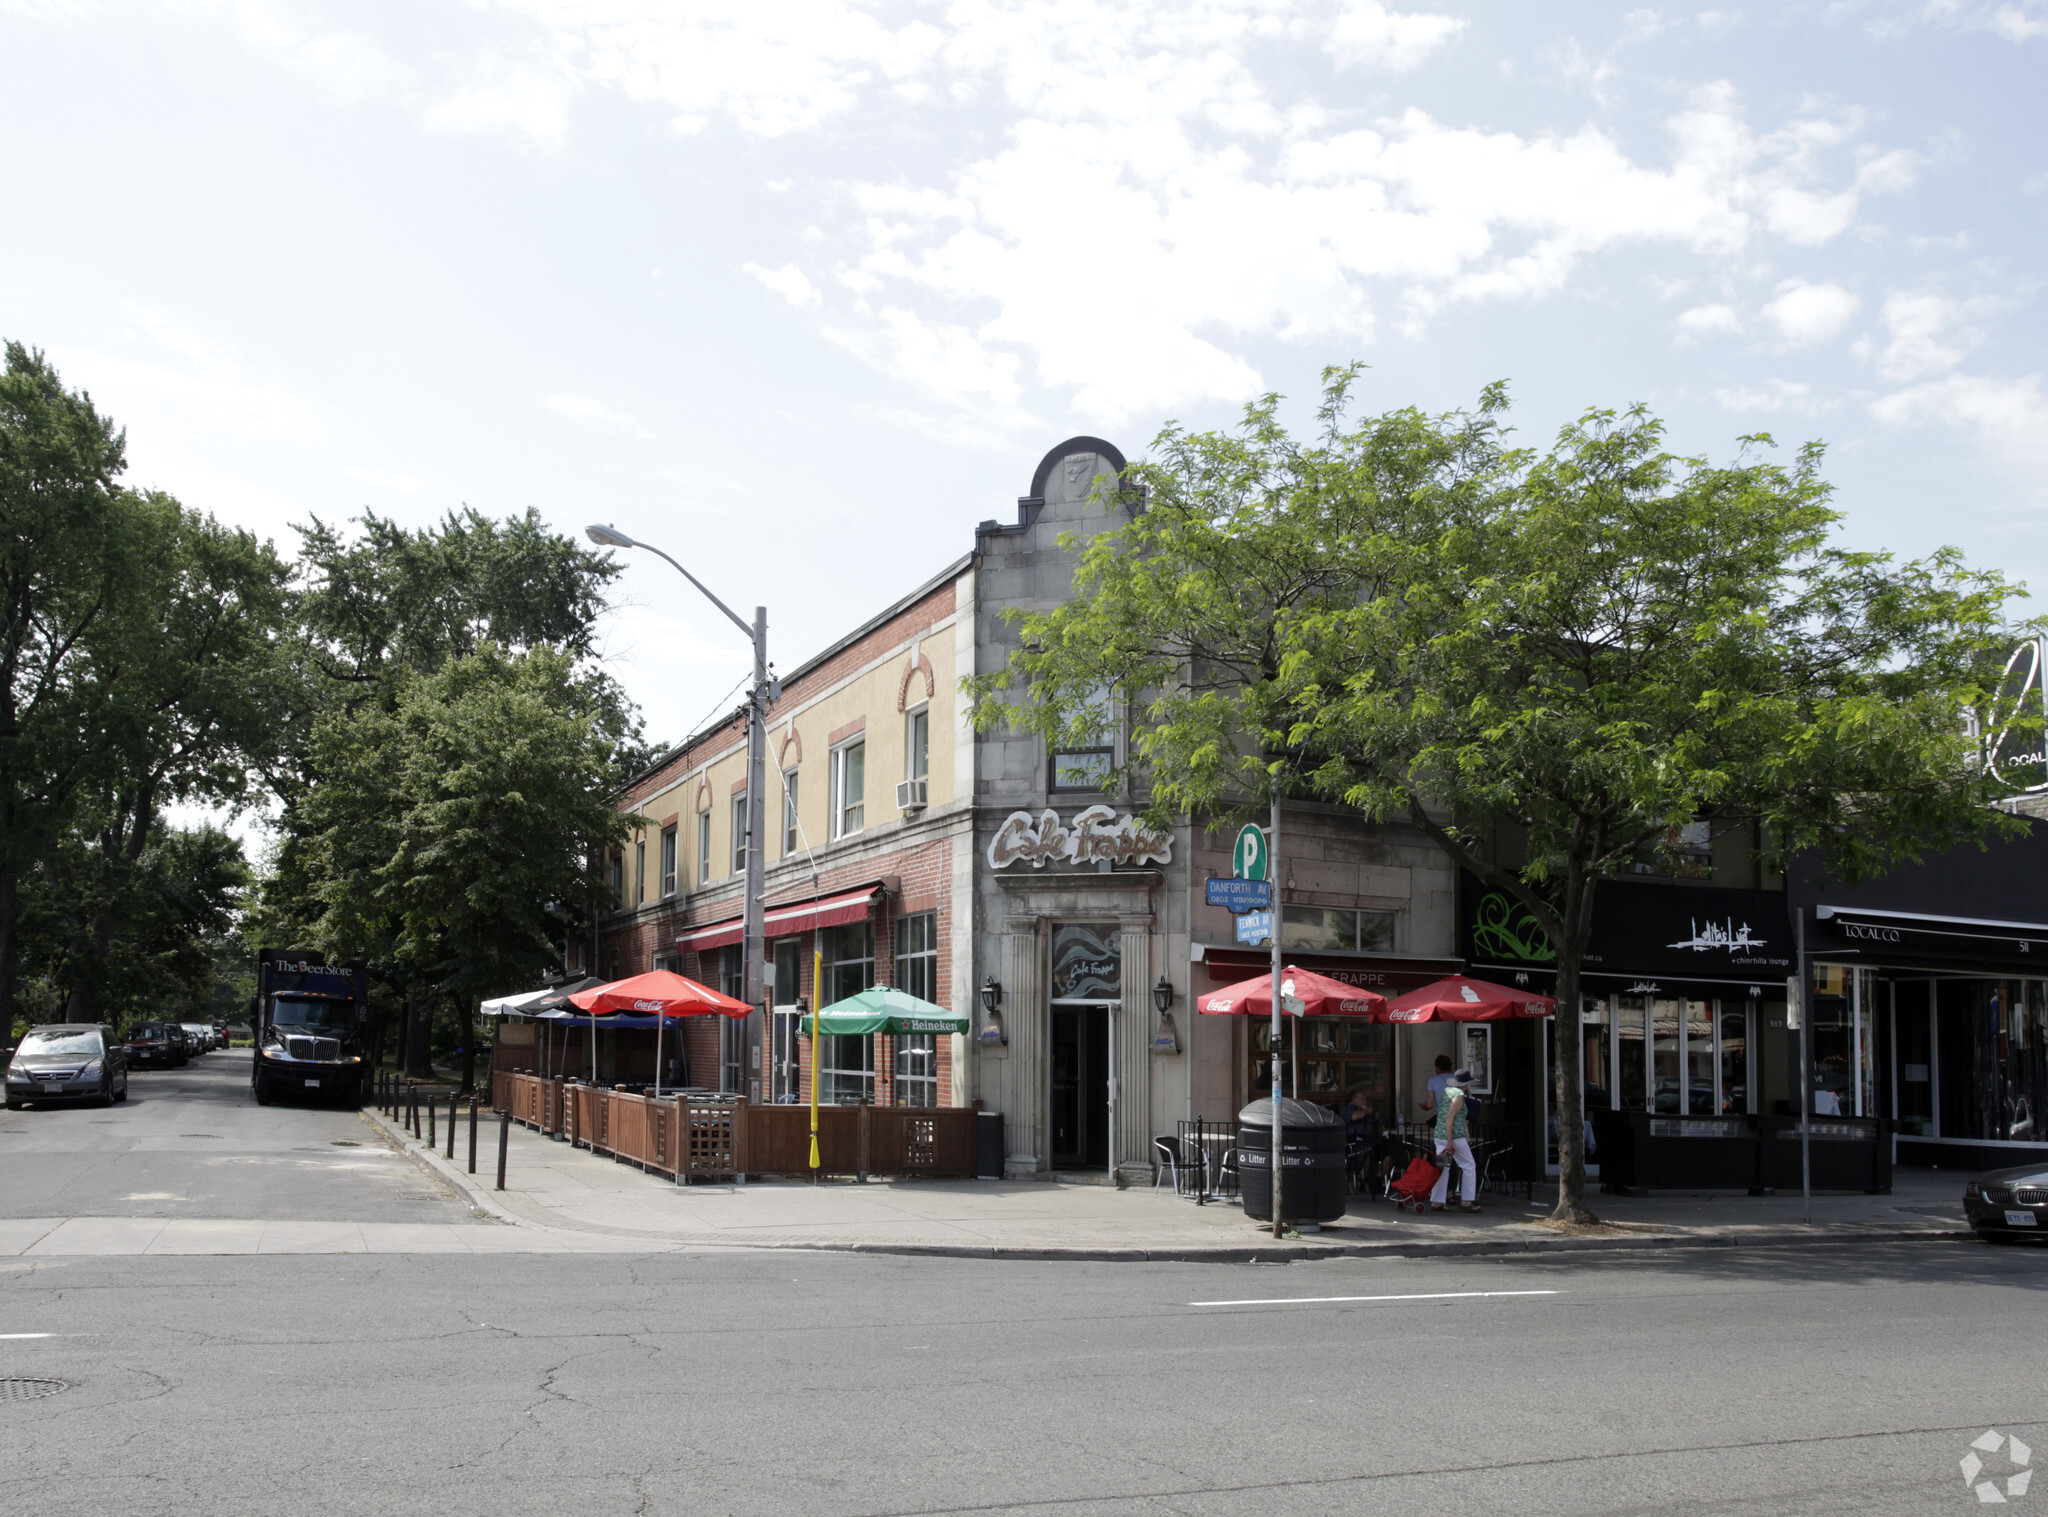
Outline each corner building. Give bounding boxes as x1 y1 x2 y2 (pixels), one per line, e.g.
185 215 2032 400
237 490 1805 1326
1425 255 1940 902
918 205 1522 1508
594 437 1465 1181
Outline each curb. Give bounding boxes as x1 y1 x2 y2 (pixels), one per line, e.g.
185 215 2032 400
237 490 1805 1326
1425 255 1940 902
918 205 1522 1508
358 1106 1972 1264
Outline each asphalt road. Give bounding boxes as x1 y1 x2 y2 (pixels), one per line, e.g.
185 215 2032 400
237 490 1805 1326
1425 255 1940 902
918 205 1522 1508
0 1049 472 1223
0 1058 2041 1515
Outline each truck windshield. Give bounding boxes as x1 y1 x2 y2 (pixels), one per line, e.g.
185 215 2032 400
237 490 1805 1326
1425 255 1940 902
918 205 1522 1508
273 996 352 1031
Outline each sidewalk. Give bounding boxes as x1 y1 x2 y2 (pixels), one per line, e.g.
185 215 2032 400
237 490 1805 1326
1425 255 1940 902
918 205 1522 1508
365 1106 1974 1262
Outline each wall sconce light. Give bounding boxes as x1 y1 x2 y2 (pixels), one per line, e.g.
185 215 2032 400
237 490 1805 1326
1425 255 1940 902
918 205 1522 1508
1151 976 1180 1053
977 976 1007 1047
1152 975 1175 1015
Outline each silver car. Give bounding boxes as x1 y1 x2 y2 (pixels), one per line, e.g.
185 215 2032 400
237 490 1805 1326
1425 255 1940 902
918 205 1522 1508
5 1024 130 1110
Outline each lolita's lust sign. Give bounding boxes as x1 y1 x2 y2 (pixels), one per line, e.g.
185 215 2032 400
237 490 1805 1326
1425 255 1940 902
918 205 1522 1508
987 805 1173 869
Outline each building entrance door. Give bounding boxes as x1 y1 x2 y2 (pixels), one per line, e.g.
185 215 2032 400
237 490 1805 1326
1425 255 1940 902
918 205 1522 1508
1050 1003 1111 1170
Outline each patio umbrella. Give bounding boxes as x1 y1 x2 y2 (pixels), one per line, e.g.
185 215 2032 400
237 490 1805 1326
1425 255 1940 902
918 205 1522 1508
480 987 552 1018
526 976 606 1081
1199 967 1388 1099
808 985 968 1036
1376 975 1556 1023
569 970 750 1097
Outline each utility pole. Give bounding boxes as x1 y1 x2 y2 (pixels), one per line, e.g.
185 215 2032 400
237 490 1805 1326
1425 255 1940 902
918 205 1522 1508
586 524 771 1095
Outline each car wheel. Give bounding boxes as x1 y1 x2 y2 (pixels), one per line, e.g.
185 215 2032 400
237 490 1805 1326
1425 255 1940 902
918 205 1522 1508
113 1081 128 1103
253 1075 273 1106
4 1100 20 1112
1977 1229 2016 1244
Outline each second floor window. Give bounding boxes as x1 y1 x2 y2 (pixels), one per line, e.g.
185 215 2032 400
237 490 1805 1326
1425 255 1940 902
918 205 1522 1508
634 839 646 904
608 850 623 902
732 795 749 873
660 825 677 896
698 809 711 884
783 769 800 856
1051 685 1116 791
832 740 865 838
907 707 929 783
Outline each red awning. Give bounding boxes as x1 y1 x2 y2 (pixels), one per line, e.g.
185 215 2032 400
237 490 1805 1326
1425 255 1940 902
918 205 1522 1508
674 886 883 954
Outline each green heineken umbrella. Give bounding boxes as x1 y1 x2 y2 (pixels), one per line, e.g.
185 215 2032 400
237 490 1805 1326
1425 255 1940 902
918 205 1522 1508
810 985 968 1036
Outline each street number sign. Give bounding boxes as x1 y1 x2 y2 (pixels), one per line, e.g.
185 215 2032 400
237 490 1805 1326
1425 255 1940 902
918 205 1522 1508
1232 823 1269 881
1206 877 1272 912
1235 909 1274 945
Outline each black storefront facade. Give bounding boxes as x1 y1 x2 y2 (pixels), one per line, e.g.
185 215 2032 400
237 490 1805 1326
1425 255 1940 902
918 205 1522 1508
1793 825 2048 1173
1462 872 1891 1193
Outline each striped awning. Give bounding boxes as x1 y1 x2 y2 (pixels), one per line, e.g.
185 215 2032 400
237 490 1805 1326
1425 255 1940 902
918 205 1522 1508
674 885 883 955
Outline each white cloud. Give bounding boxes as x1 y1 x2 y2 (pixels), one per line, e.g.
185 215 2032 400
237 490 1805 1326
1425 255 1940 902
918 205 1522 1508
545 394 654 438
1871 371 2048 474
1326 3 1465 71
427 58 576 141
347 468 425 494
173 0 410 102
1762 280 1860 343
1676 302 1742 339
1714 378 1815 412
744 261 822 308
1875 289 1968 380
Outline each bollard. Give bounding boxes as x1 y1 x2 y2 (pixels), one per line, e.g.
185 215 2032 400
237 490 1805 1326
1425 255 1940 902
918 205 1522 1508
409 1084 418 1139
496 1108 510 1191
446 1090 457 1159
428 1095 435 1149
468 1098 478 1175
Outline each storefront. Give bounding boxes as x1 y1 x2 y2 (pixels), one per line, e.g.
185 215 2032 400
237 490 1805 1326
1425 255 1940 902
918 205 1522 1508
1794 825 2048 1171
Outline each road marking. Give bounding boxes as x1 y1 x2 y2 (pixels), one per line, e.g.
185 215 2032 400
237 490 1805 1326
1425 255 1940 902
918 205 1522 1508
1188 1290 1560 1307
0 1333 54 1339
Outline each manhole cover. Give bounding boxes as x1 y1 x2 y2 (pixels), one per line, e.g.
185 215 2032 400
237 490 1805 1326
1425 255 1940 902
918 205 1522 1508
396 1192 442 1202
330 1140 360 1147
0 1378 68 1402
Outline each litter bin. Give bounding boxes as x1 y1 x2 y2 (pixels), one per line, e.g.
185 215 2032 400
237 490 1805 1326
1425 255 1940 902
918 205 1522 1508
976 1109 1005 1178
1238 1097 1345 1224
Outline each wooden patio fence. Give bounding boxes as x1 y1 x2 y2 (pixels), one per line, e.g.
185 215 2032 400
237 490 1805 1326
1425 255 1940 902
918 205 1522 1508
491 1071 978 1181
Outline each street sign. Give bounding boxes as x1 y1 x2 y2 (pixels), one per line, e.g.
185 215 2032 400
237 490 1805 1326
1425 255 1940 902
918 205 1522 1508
1206 877 1272 912
1232 823 1269 881
1235 909 1274 945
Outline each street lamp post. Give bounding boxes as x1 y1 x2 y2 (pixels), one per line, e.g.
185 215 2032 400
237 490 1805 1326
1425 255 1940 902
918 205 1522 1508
587 524 769 1099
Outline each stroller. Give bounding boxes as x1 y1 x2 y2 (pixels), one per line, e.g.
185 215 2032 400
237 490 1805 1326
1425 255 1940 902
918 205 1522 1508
1388 1153 1443 1213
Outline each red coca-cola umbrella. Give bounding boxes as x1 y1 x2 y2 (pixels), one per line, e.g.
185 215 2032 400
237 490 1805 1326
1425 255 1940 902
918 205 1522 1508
1376 975 1555 1023
1198 966 1388 1018
568 970 750 1097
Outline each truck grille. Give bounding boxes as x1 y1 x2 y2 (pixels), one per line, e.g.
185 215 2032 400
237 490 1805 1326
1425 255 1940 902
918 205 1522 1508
282 1036 341 1061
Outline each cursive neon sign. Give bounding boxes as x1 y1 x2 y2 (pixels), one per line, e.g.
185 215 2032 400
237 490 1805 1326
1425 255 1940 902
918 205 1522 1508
988 805 1173 869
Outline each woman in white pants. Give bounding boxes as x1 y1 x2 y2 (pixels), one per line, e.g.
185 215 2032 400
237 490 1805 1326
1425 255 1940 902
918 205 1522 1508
1430 1067 1480 1211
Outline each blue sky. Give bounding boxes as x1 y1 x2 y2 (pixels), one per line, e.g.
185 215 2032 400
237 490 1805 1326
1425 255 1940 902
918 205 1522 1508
3 0 2043 755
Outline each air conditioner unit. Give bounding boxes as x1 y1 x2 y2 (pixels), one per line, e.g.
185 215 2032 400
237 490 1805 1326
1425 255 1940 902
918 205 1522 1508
896 778 928 810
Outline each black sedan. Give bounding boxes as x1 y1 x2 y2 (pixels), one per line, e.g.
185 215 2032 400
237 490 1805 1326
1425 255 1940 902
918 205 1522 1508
1964 1164 2048 1241
123 1023 186 1069
5 1024 129 1109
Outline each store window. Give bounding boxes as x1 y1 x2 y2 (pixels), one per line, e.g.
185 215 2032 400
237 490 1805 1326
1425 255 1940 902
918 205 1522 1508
1252 1019 1391 1108
634 839 646 905
832 741 865 839
821 921 875 1102
718 945 746 1094
1582 999 1612 1109
1280 905 1397 954
1930 976 2046 1141
660 825 677 897
894 913 939 1107
906 707 929 785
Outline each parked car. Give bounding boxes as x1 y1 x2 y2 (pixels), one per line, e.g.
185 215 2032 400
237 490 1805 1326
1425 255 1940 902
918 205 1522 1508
164 1024 194 1063
1965 1165 2048 1242
123 1022 186 1069
181 1022 214 1054
5 1024 129 1110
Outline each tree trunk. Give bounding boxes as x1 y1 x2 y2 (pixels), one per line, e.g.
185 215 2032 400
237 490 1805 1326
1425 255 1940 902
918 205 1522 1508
406 982 432 1079
1548 867 1603 1226
0 869 16 1033
459 997 475 1095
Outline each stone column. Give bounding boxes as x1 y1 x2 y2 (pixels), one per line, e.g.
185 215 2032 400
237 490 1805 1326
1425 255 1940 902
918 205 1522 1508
1115 918 1154 1185
1001 915 1045 1175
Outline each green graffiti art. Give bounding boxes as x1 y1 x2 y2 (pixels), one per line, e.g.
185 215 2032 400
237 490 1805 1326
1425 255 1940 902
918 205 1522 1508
1471 891 1556 963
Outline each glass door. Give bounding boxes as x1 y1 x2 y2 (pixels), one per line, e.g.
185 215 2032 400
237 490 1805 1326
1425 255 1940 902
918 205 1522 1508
1720 1003 1752 1115
1616 996 1648 1110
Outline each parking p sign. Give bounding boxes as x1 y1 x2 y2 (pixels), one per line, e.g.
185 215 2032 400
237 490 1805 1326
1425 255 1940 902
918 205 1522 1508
1232 823 1268 881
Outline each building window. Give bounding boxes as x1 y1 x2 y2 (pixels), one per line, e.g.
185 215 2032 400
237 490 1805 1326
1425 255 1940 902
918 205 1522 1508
820 920 875 1102
660 825 677 897
608 851 623 903
718 945 746 1094
1050 685 1116 791
1279 905 1397 953
698 809 712 884
634 839 646 904
906 707 929 783
831 740 865 839
782 769 800 856
894 912 939 1108
732 795 749 874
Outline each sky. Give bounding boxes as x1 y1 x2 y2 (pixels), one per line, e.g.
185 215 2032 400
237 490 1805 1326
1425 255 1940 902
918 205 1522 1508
3 0 2044 766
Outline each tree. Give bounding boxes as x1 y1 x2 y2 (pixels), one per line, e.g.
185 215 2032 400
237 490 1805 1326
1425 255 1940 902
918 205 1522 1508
971 371 2037 1223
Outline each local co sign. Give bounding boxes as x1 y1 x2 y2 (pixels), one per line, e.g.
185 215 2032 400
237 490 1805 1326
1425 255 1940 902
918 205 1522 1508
988 805 1173 869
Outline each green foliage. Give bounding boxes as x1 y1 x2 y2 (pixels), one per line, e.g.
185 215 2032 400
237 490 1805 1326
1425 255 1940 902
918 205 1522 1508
972 368 2038 1219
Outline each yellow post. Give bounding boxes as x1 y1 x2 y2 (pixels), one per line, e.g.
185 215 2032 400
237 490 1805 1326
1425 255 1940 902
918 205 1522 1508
808 944 823 1173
